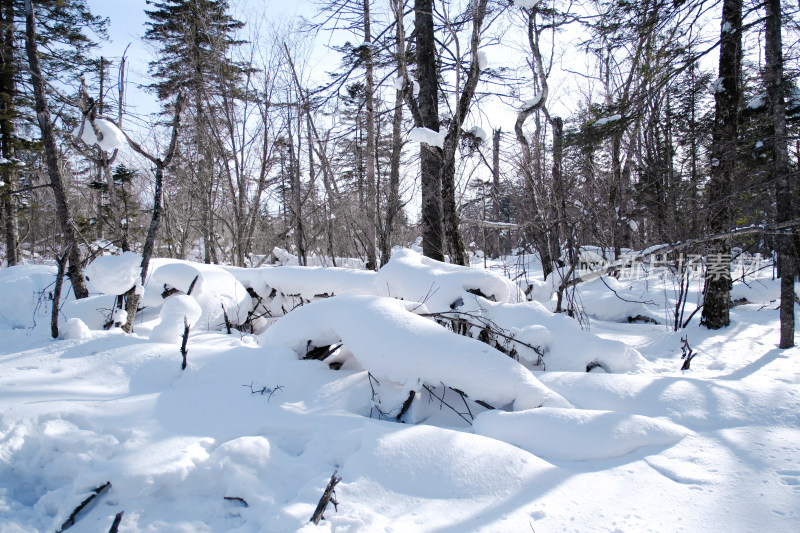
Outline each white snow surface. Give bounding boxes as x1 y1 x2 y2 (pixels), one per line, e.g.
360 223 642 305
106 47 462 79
259 294 571 410
73 118 127 151
408 126 446 148
514 0 541 7
150 295 203 343
477 50 488 70
0 255 798 532
474 407 689 460
595 113 622 126
85 251 141 295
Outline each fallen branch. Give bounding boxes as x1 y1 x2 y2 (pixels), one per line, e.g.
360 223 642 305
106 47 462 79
108 511 124 533
57 481 111 532
224 496 249 507
680 336 697 371
180 316 189 370
310 470 342 525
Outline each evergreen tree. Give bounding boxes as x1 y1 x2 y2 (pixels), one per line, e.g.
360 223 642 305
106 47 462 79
143 0 245 263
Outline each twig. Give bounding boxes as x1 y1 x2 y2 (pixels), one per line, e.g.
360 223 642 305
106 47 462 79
224 496 248 507
180 316 189 370
57 481 111 532
422 384 473 424
396 390 416 422
310 470 342 525
242 382 284 401
680 336 697 371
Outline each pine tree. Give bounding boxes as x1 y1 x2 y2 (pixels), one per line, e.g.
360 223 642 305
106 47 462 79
143 0 245 263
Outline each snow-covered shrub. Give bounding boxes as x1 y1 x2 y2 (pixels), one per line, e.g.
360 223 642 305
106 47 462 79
259 294 571 412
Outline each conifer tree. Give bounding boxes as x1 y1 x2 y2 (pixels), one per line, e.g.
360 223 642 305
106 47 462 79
143 0 245 263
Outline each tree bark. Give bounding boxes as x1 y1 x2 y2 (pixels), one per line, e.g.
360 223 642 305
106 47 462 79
23 0 89 298
363 0 378 270
120 93 184 333
701 0 741 330
0 0 18 266
765 0 795 348
415 0 444 261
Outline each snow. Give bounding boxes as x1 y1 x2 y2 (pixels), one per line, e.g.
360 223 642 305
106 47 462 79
710 77 725 94
473 407 689 460
259 294 571 411
747 93 766 109
412 80 420 97
85 251 141 295
477 50 488 70
73 118 127 151
521 90 543 109
595 113 622 126
0 254 799 532
393 77 404 90
469 125 488 141
514 0 541 7
408 126 446 148
150 294 203 343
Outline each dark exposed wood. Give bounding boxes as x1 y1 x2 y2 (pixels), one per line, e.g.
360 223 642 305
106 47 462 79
765 0 795 348
51 245 71 339
108 511 124 533
310 470 342 525
701 0 741 330
181 316 189 370
57 481 111 532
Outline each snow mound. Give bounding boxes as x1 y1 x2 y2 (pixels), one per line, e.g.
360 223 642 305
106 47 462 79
85 251 141 295
227 264 375 301
473 408 689 460
150 295 203 343
62 295 116 330
259 294 570 410
144 260 252 330
60 318 92 340
475 298 647 372
577 276 661 324
0 265 62 330
375 248 520 312
74 118 127 151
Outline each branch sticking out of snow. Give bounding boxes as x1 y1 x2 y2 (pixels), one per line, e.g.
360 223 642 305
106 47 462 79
409 127 446 149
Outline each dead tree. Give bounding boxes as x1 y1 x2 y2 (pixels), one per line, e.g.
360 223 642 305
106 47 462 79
119 93 185 332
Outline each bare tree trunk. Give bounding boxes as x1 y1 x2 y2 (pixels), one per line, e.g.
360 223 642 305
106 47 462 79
415 0 444 261
701 0 741 330
765 0 795 348
491 128 500 256
23 0 89 298
1 0 18 266
381 84 404 267
120 93 184 333
363 0 378 270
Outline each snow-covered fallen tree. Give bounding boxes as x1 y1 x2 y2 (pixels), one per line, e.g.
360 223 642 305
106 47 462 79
259 294 571 411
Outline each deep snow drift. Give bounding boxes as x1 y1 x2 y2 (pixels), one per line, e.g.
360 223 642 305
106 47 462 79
0 248 798 532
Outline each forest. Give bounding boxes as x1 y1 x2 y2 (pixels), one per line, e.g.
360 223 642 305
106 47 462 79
0 0 799 531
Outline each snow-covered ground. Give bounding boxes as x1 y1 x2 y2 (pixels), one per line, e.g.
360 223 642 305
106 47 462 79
0 250 798 532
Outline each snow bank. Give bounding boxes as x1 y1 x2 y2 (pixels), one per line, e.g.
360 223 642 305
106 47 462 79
576 276 661 323
60 318 92 340
473 408 689 460
259 294 570 410
0 265 62 330
375 248 520 312
73 118 127 151
85 251 141 295
143 260 252 330
62 295 117 330
477 298 647 372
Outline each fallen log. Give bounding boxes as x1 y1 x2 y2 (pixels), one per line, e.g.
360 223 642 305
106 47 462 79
310 470 342 525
